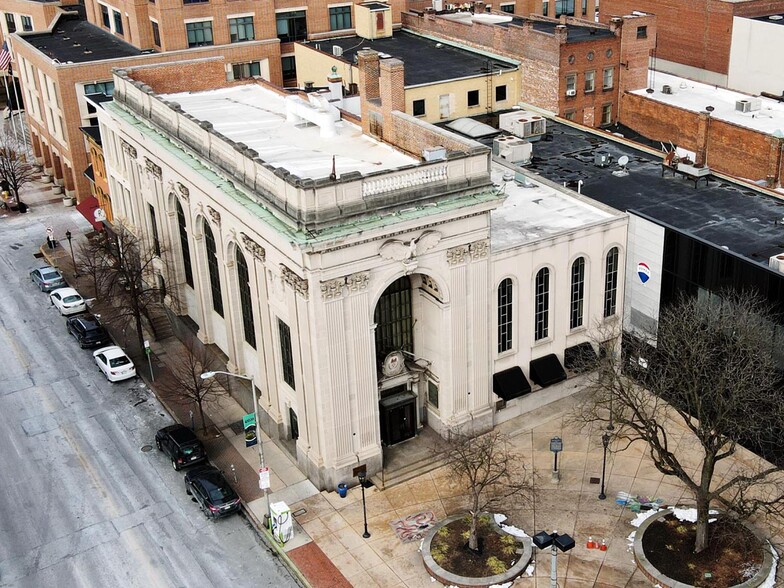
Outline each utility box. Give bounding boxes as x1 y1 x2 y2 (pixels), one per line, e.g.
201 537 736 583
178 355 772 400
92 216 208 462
270 501 294 544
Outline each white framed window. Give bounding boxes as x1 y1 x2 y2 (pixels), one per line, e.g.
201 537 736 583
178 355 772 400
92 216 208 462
565 74 576 96
603 67 614 90
584 70 595 93
534 267 550 341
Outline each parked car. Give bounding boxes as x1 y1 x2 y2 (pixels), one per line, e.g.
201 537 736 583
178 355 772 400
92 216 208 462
30 266 66 292
93 346 136 382
50 287 87 316
66 314 111 348
184 465 241 519
155 424 207 471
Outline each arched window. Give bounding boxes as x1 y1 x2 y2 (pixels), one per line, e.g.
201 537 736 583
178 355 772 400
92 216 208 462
570 257 585 329
604 247 619 317
497 278 513 353
236 248 256 348
176 200 193 287
534 268 550 341
374 276 412 362
203 222 223 316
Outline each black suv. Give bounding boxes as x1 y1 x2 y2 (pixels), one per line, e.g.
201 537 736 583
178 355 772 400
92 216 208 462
66 314 110 348
185 465 241 519
155 424 207 470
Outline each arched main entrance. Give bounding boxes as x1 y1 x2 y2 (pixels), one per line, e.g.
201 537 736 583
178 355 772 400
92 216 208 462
374 273 445 446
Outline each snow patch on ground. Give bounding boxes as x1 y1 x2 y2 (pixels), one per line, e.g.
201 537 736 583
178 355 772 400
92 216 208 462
489 583 513 588
525 563 534 576
671 508 719 523
630 509 662 527
493 513 531 539
759 543 780 588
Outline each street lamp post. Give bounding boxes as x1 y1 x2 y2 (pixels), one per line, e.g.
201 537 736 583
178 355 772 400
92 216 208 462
65 230 78 277
357 470 371 538
200 370 270 530
599 432 611 500
533 531 575 588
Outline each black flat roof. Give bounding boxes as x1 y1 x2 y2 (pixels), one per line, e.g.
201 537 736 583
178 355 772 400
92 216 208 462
499 16 615 42
23 13 143 64
751 14 784 25
314 31 517 86
521 121 784 267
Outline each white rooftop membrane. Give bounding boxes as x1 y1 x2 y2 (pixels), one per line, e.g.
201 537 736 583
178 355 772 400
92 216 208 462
161 84 417 180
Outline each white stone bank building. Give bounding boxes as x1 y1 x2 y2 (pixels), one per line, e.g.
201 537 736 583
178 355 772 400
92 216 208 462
97 59 627 489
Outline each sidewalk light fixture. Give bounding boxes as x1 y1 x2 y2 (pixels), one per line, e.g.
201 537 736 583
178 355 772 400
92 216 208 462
200 370 270 530
533 530 575 588
599 432 611 500
357 469 371 539
65 230 78 277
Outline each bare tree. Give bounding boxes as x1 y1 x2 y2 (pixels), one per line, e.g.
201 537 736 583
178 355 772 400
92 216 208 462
156 337 228 432
77 223 171 354
0 129 35 209
439 428 534 551
576 292 784 553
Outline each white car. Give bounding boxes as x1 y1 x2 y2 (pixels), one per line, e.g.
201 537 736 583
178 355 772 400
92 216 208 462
93 346 137 382
50 287 87 316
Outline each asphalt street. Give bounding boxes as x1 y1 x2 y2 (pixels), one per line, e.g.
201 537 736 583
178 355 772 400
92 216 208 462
0 200 298 587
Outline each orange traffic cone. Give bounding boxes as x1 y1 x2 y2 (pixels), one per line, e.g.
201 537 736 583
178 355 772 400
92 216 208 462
599 538 608 551
586 536 596 549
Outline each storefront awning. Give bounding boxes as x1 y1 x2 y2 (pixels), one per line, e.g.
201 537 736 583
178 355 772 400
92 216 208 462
529 354 567 388
564 342 598 372
75 195 103 232
492 366 532 401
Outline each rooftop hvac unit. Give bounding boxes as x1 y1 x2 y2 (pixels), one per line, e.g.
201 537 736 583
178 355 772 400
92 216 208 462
662 84 672 95
498 138 532 164
769 253 784 274
594 152 611 167
736 98 761 112
498 111 546 142
332 45 343 57
422 146 447 161
432 0 444 10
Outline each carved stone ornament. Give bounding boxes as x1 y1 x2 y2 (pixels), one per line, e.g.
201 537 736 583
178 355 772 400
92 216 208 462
470 239 490 260
446 245 470 266
120 139 137 159
379 231 442 266
206 206 221 227
320 277 346 300
240 233 266 262
346 271 370 292
280 264 309 298
420 274 441 300
144 157 162 180
177 182 190 201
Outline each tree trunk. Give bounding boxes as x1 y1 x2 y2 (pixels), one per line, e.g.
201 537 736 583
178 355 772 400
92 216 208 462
469 512 478 551
694 495 710 553
198 400 207 433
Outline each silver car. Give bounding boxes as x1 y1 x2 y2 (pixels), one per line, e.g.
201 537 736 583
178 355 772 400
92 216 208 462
30 266 66 292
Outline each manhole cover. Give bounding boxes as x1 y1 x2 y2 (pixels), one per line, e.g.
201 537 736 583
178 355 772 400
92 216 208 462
140 444 154 453
589 477 600 485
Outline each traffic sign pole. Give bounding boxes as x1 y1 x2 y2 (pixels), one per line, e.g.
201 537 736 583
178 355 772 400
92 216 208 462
144 340 154 382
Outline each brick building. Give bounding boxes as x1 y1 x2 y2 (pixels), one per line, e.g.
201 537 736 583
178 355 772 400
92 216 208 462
598 0 784 87
408 0 599 20
402 9 655 127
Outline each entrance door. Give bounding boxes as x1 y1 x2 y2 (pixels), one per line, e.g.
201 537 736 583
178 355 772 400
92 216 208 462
379 391 416 446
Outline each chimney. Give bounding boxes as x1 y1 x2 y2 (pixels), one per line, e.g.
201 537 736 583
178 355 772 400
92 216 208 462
555 24 568 43
357 49 380 101
695 111 710 167
327 66 343 105
379 58 405 144
609 16 623 34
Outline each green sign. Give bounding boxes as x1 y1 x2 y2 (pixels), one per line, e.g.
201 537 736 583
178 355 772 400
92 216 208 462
243 412 257 447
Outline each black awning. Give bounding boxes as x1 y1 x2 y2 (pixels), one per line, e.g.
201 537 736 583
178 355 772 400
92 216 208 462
564 342 598 372
83 164 95 182
493 366 532 401
529 354 567 388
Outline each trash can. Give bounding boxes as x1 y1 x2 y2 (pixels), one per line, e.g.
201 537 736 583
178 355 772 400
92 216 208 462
337 482 348 498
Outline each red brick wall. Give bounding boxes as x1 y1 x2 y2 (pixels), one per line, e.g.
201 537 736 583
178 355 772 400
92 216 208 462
620 92 784 185
600 0 784 76
558 36 620 124
128 58 235 93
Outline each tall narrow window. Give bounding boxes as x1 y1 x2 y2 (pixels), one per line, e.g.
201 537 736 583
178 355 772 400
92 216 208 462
236 248 256 348
374 276 412 362
151 20 161 47
604 247 619 317
21 15 31 31
497 278 513 353
101 5 110 28
203 222 223 316
176 200 193 287
113 10 123 35
534 268 550 341
570 257 585 329
278 319 295 389
148 203 160 257
5 13 16 33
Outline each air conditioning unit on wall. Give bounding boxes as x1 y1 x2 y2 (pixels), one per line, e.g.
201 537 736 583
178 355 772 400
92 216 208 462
566 89 576 97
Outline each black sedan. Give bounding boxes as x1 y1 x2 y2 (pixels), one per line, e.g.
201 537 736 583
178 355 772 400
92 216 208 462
66 314 111 348
185 465 241 519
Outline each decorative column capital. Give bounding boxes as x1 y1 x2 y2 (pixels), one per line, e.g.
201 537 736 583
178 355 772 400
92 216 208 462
446 245 470 266
320 277 346 300
144 157 162 180
281 264 309 298
240 232 266 262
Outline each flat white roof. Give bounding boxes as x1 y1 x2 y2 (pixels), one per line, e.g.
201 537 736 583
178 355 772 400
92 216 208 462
490 163 613 251
633 72 784 136
161 85 417 180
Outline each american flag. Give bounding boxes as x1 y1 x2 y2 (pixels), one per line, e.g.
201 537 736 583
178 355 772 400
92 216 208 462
0 42 11 71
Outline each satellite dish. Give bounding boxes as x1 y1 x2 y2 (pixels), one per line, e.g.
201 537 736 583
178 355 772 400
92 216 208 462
618 155 629 167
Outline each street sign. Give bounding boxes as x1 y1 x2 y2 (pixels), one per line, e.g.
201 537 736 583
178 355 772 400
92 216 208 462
144 340 151 356
46 226 53 237
259 466 270 490
550 437 563 453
